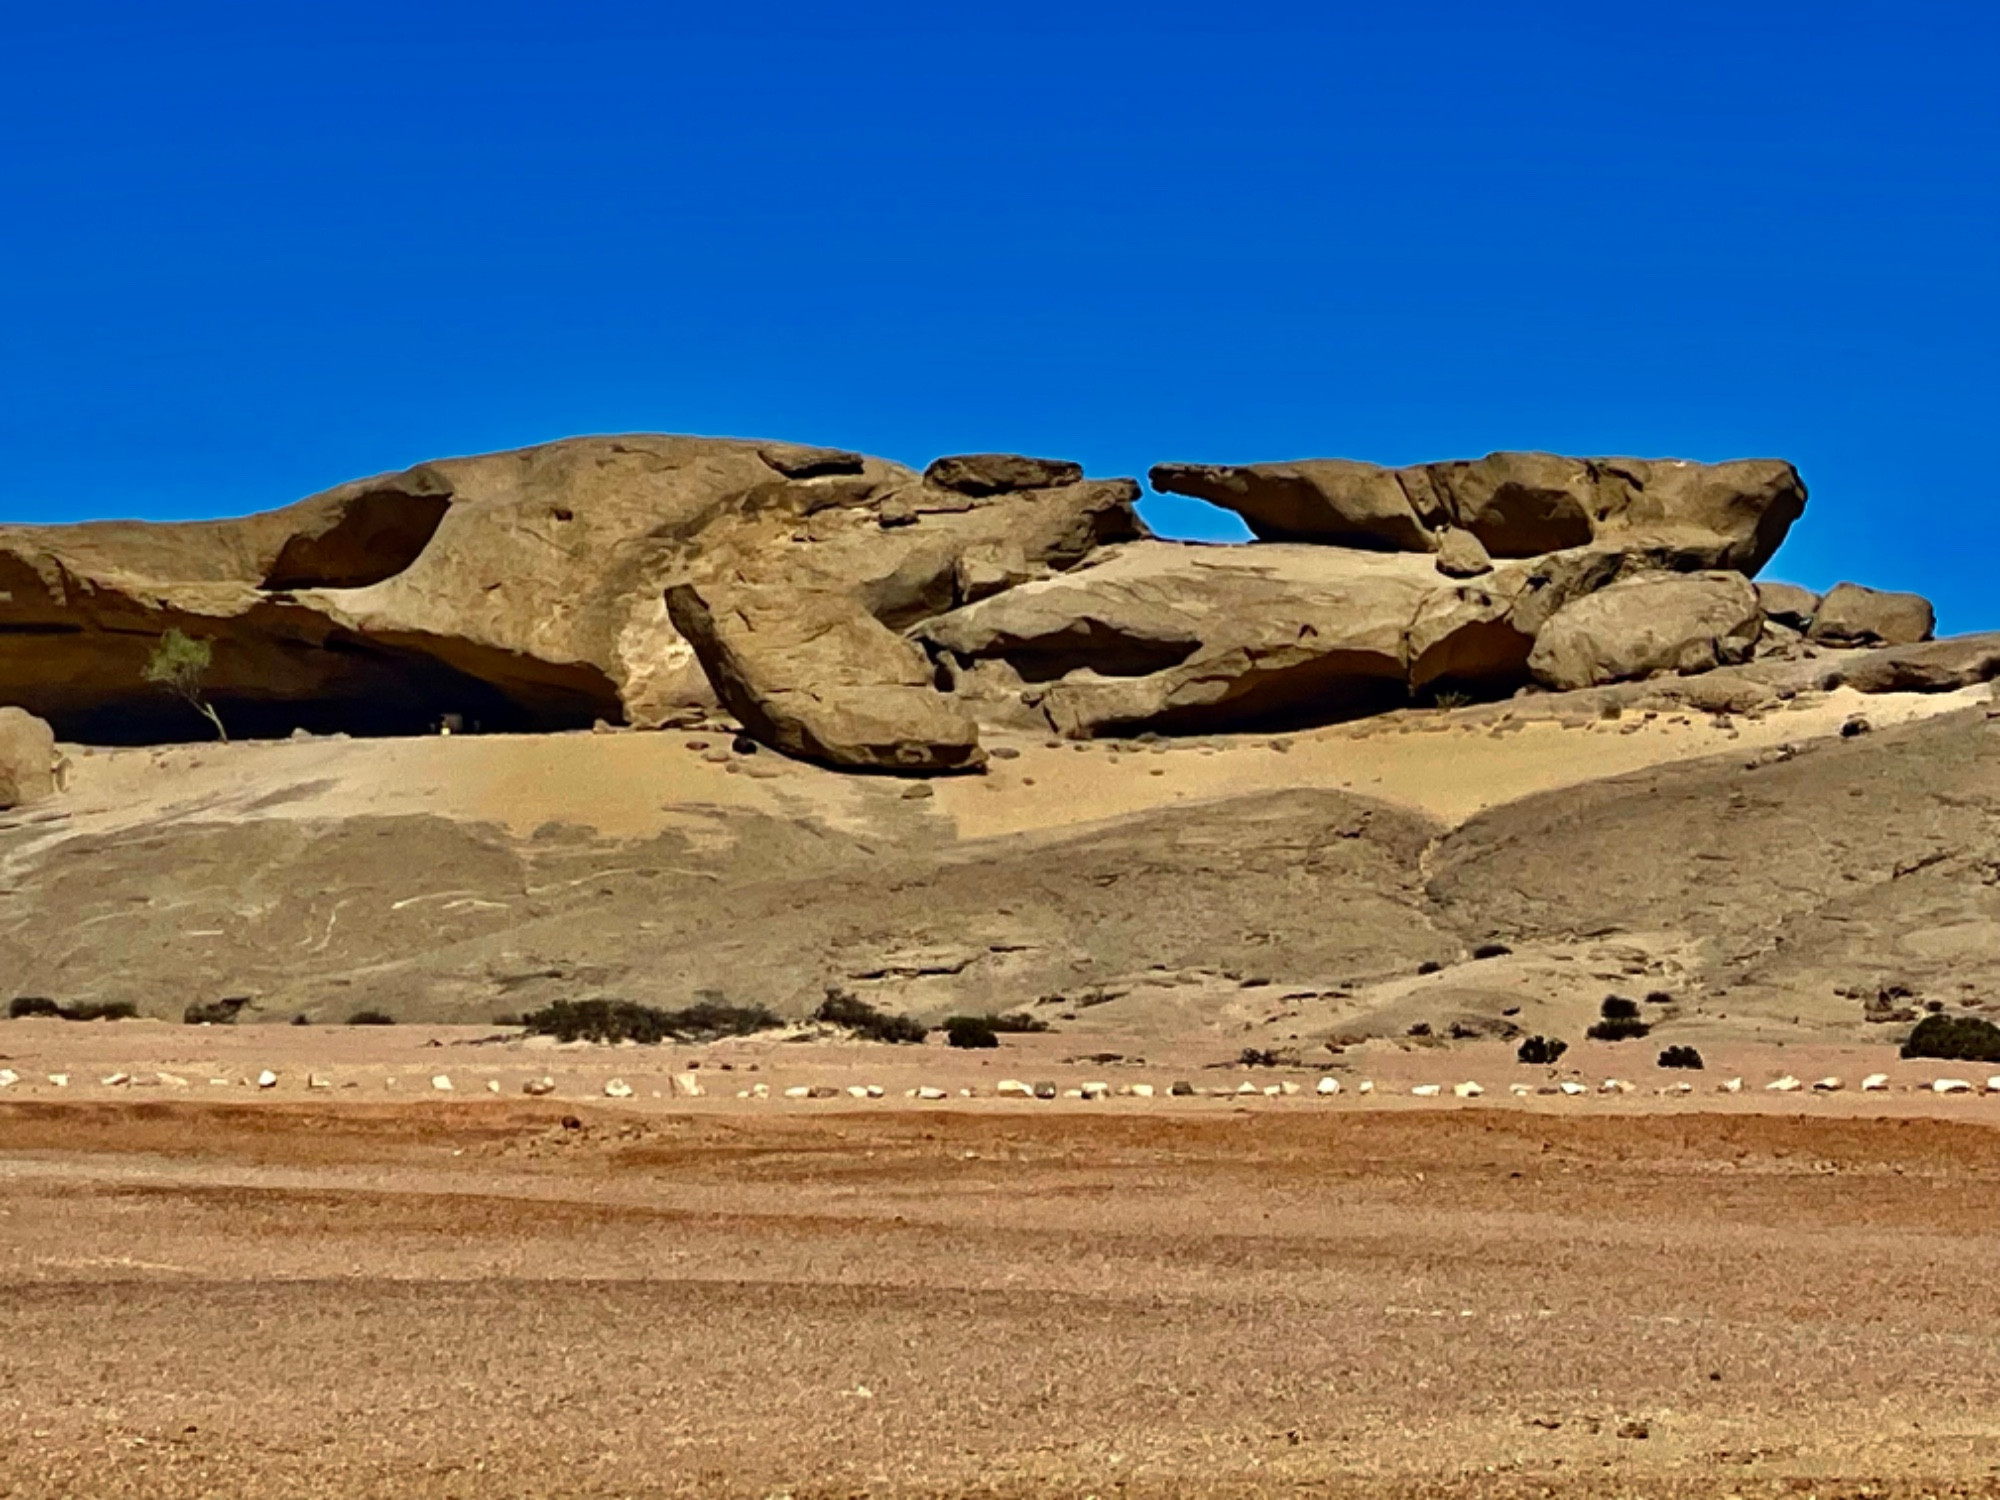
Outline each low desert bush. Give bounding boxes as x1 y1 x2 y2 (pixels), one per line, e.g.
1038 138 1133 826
813 988 928 1044
184 997 251 1026
1516 1035 1568 1065
988 1011 1050 1034
943 1015 1000 1049
11 996 137 1022
347 1009 397 1026
1901 1014 2000 1063
1657 1045 1705 1070
521 997 782 1045
1586 995 1652 1042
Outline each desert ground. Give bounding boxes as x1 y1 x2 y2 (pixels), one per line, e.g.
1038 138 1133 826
5 681 1999 1496
4 1054 2000 1498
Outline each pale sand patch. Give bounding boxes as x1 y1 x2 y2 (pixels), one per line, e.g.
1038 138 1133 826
934 685 1987 838
47 683 1984 851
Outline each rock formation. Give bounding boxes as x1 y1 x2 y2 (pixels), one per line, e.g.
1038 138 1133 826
0 436 1140 766
0 436 1983 763
1150 452 1807 572
0 706 57 808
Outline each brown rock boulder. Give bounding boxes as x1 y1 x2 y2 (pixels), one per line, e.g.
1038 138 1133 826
666 580 983 772
1433 528 1493 578
1821 633 2000 694
0 706 57 808
1527 572 1763 690
1152 451 1806 572
1807 581 1936 647
1755 581 1820 631
1146 461 1435 551
924 454 1084 496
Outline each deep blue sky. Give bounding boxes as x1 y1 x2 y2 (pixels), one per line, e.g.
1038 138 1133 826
2 1 1994 629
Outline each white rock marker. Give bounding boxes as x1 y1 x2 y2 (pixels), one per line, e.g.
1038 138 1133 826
1316 1077 1340 1096
1558 1080 1587 1096
1509 1083 1532 1096
1860 1073 1890 1092
1127 1082 1155 1099
753 1083 771 1098
485 1079 501 1093
1358 1080 1375 1094
100 1072 131 1087
1600 1079 1635 1094
1932 1078 1973 1095
256 1070 278 1090
917 1086 947 1100
431 1075 454 1092
0 1069 17 1088
523 1077 556 1096
1719 1077 1744 1093
307 1074 332 1090
1987 1077 2000 1095
1080 1081 1110 1099
602 1078 634 1099
1812 1077 1845 1092
157 1072 189 1089
845 1085 870 1099
1411 1084 1443 1098
997 1079 1034 1098
1453 1081 1484 1099
47 1073 68 1087
672 1072 703 1098
1766 1076 1802 1093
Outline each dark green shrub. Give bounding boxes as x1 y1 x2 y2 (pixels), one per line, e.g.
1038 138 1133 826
1587 1017 1652 1042
1239 1047 1280 1067
1517 1035 1568 1065
1658 1045 1705 1070
348 1009 396 1026
8 996 59 1019
185 996 251 1026
813 988 927 1044
989 1011 1050 1034
53 1000 137 1022
1901 1014 2000 1063
1587 997 1650 1042
943 1015 1000 1049
521 997 782 1045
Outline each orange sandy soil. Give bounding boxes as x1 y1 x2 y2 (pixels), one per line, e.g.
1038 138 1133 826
4 1083 2000 1497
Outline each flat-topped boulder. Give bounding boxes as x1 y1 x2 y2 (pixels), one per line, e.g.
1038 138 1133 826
1807 581 1936 647
1150 452 1806 572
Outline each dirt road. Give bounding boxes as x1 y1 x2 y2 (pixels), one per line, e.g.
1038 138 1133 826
4 1101 1999 1497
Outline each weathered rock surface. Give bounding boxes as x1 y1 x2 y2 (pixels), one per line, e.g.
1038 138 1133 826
916 535 1743 736
1151 452 1806 571
1526 572 1763 690
924 454 1084 496
0 436 1142 763
1433 528 1493 579
0 706 57 808
1808 581 1936 647
1755 581 1820 631
1147 461 1436 552
1820 633 2000 695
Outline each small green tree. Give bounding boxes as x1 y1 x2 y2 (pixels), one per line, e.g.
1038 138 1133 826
143 630 227 742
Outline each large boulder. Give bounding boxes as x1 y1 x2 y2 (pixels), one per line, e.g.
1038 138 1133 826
1820 633 2000 695
1755 581 1820 631
666 580 983 772
0 436 1144 762
1807 581 1935 647
914 536 1716 737
1527 572 1763 690
0 707 57 808
1145 461 1435 551
1151 452 1806 572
